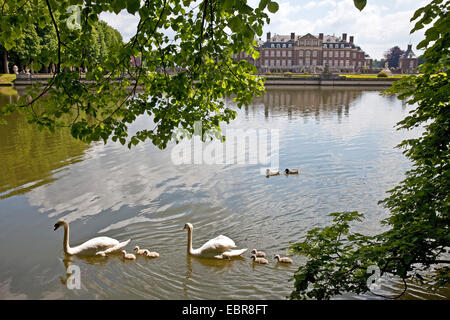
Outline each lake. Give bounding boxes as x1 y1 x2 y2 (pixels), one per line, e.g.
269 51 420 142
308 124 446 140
0 86 448 299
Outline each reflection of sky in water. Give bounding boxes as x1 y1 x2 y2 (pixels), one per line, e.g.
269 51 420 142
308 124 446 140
26 89 417 235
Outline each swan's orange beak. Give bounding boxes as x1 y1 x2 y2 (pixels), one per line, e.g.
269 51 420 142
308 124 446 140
54 224 60 231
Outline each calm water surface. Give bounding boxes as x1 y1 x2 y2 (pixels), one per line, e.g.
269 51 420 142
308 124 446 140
0 86 448 299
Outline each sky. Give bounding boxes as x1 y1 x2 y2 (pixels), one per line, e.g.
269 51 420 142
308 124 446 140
100 0 429 60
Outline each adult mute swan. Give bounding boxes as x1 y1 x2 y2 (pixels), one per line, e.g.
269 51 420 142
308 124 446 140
53 219 131 257
183 223 247 259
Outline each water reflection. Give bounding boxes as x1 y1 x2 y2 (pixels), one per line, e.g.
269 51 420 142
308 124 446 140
0 87 447 300
241 87 385 121
0 99 87 198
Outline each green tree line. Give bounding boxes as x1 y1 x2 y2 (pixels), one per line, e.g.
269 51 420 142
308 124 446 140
1 15 122 74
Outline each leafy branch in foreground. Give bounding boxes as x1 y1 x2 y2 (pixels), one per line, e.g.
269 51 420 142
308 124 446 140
0 0 280 148
290 0 449 300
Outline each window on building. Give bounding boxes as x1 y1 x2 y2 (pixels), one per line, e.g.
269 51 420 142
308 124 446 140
282 60 286 66
299 61 303 67
345 60 349 67
353 52 356 58
271 44 274 48
334 51 338 57
409 61 414 67
287 60 291 66
300 41 304 46
313 50 317 57
271 51 274 57
299 50 303 57
346 51 350 57
288 51 292 57
276 51 280 57
312 59 317 66
282 44 286 48
277 60 280 66
340 51 344 57
265 51 269 57
277 44 280 48
282 50 286 57
340 61 344 67
329 59 333 66
306 51 310 57
335 44 339 48
324 51 327 58
341 44 344 48
288 44 292 48
270 60 274 66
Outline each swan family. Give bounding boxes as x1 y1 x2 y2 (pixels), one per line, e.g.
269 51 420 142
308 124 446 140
54 219 292 265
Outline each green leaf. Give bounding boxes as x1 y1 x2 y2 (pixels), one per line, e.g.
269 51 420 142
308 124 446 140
353 0 367 11
267 1 279 13
126 0 140 14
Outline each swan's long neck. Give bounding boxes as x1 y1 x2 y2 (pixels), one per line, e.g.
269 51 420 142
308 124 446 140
63 222 71 254
187 228 194 255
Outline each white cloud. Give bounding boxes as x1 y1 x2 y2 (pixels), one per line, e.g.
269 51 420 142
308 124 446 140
263 0 426 59
100 0 426 60
100 10 140 42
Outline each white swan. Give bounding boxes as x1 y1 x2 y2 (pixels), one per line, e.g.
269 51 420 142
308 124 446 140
53 219 131 257
183 223 247 259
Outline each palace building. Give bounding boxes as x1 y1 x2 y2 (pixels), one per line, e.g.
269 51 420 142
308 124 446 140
237 32 372 73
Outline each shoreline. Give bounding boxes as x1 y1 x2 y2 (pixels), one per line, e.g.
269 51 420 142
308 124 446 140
9 74 401 88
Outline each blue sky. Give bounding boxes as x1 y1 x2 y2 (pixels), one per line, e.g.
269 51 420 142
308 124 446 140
101 0 428 60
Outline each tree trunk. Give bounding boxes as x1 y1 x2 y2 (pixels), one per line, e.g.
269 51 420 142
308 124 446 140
2 50 9 74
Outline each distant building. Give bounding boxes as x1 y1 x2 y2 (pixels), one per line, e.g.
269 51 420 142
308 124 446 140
236 32 371 73
399 44 418 74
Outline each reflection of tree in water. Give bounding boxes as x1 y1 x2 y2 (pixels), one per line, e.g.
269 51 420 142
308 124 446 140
0 91 87 198
245 87 387 122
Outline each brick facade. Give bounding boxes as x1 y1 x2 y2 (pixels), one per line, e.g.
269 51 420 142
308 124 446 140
399 44 418 74
237 32 372 73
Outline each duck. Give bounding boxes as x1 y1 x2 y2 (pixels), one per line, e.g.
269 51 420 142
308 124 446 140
251 249 266 258
53 219 131 257
266 169 280 177
251 254 268 264
274 254 293 264
183 223 247 259
143 250 160 258
122 250 136 260
284 168 299 174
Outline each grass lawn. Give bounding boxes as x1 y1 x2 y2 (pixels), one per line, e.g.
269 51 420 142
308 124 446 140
0 74 16 84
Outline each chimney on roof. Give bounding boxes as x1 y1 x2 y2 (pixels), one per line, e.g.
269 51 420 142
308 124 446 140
407 44 412 51
349 36 354 44
342 33 347 41
319 33 324 40
267 32 271 42
291 32 295 40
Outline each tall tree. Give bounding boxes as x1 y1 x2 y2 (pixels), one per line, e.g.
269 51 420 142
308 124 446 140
384 46 405 68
